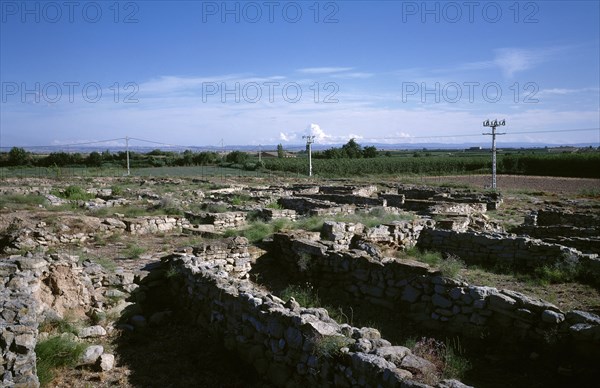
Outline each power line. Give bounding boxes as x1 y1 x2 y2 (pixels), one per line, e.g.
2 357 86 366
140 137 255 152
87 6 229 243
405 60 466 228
1 127 597 150
368 127 599 141
0 137 127 149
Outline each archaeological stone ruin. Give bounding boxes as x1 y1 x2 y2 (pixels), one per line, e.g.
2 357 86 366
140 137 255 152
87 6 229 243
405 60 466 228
1 178 599 387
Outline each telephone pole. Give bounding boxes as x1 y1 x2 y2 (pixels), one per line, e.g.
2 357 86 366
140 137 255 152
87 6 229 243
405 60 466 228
302 135 316 177
482 119 506 190
125 136 130 176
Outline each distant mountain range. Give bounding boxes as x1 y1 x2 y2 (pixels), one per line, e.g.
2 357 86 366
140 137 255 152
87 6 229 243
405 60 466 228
3 142 598 154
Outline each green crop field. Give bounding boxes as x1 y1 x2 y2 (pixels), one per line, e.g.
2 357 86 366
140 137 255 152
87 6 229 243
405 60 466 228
1 150 598 179
0 165 267 179
262 152 600 179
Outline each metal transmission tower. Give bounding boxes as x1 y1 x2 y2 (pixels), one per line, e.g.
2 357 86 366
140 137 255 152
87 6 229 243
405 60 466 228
302 135 316 177
482 119 506 190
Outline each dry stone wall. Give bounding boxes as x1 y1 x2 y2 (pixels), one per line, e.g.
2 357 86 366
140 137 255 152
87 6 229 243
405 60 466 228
0 257 43 387
160 239 471 388
124 216 188 235
184 211 246 230
416 229 600 277
272 232 600 360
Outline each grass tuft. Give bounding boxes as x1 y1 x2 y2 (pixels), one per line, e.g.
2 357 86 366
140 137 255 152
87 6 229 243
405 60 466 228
313 335 353 359
36 336 87 386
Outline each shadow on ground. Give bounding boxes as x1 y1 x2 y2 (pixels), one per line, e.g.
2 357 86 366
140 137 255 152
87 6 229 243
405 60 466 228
113 265 260 388
249 253 600 388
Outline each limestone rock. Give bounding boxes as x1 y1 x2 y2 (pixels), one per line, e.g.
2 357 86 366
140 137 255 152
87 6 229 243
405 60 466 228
374 346 411 366
79 325 107 338
98 353 115 371
80 345 104 365
400 353 436 376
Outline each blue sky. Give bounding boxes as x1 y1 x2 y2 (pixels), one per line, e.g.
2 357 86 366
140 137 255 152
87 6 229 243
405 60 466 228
1 0 599 149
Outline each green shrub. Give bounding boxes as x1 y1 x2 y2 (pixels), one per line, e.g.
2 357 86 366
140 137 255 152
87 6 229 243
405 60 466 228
266 201 283 209
205 203 229 213
110 185 124 197
534 262 579 284
296 216 325 232
438 256 465 278
231 194 251 206
60 185 94 201
402 247 443 266
123 244 146 259
157 197 182 215
38 317 79 335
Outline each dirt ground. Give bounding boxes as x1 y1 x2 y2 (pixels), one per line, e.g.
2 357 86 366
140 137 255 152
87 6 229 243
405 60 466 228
419 175 599 195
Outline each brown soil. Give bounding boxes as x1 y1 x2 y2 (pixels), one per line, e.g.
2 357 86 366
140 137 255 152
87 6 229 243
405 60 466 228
419 174 600 195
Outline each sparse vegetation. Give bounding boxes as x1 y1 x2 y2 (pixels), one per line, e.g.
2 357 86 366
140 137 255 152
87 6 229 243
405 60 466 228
36 336 87 386
437 255 466 279
54 185 95 201
408 337 471 383
313 335 353 359
123 243 146 259
280 284 321 308
0 194 46 209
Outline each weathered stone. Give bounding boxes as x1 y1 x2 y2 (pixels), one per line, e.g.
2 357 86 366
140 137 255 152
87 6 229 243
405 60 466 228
374 346 411 366
432 294 452 309
438 379 475 388
566 310 600 325
469 286 497 300
13 334 35 354
541 310 565 324
80 345 104 365
401 285 421 303
351 353 396 374
16 258 47 271
79 325 107 338
489 293 517 310
399 353 436 376
98 353 115 371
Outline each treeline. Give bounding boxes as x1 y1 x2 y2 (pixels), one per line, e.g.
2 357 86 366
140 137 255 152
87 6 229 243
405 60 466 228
314 139 378 159
264 153 600 178
0 147 225 168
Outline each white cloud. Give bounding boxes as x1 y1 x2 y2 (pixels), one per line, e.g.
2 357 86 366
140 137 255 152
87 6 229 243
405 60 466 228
331 72 374 79
296 67 354 74
279 123 363 145
492 48 540 78
538 87 599 96
430 46 569 79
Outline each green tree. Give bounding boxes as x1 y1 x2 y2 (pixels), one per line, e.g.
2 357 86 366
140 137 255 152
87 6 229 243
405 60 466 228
85 151 103 167
181 150 194 166
225 151 248 164
363 146 378 158
341 138 363 158
277 144 284 158
8 147 31 166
